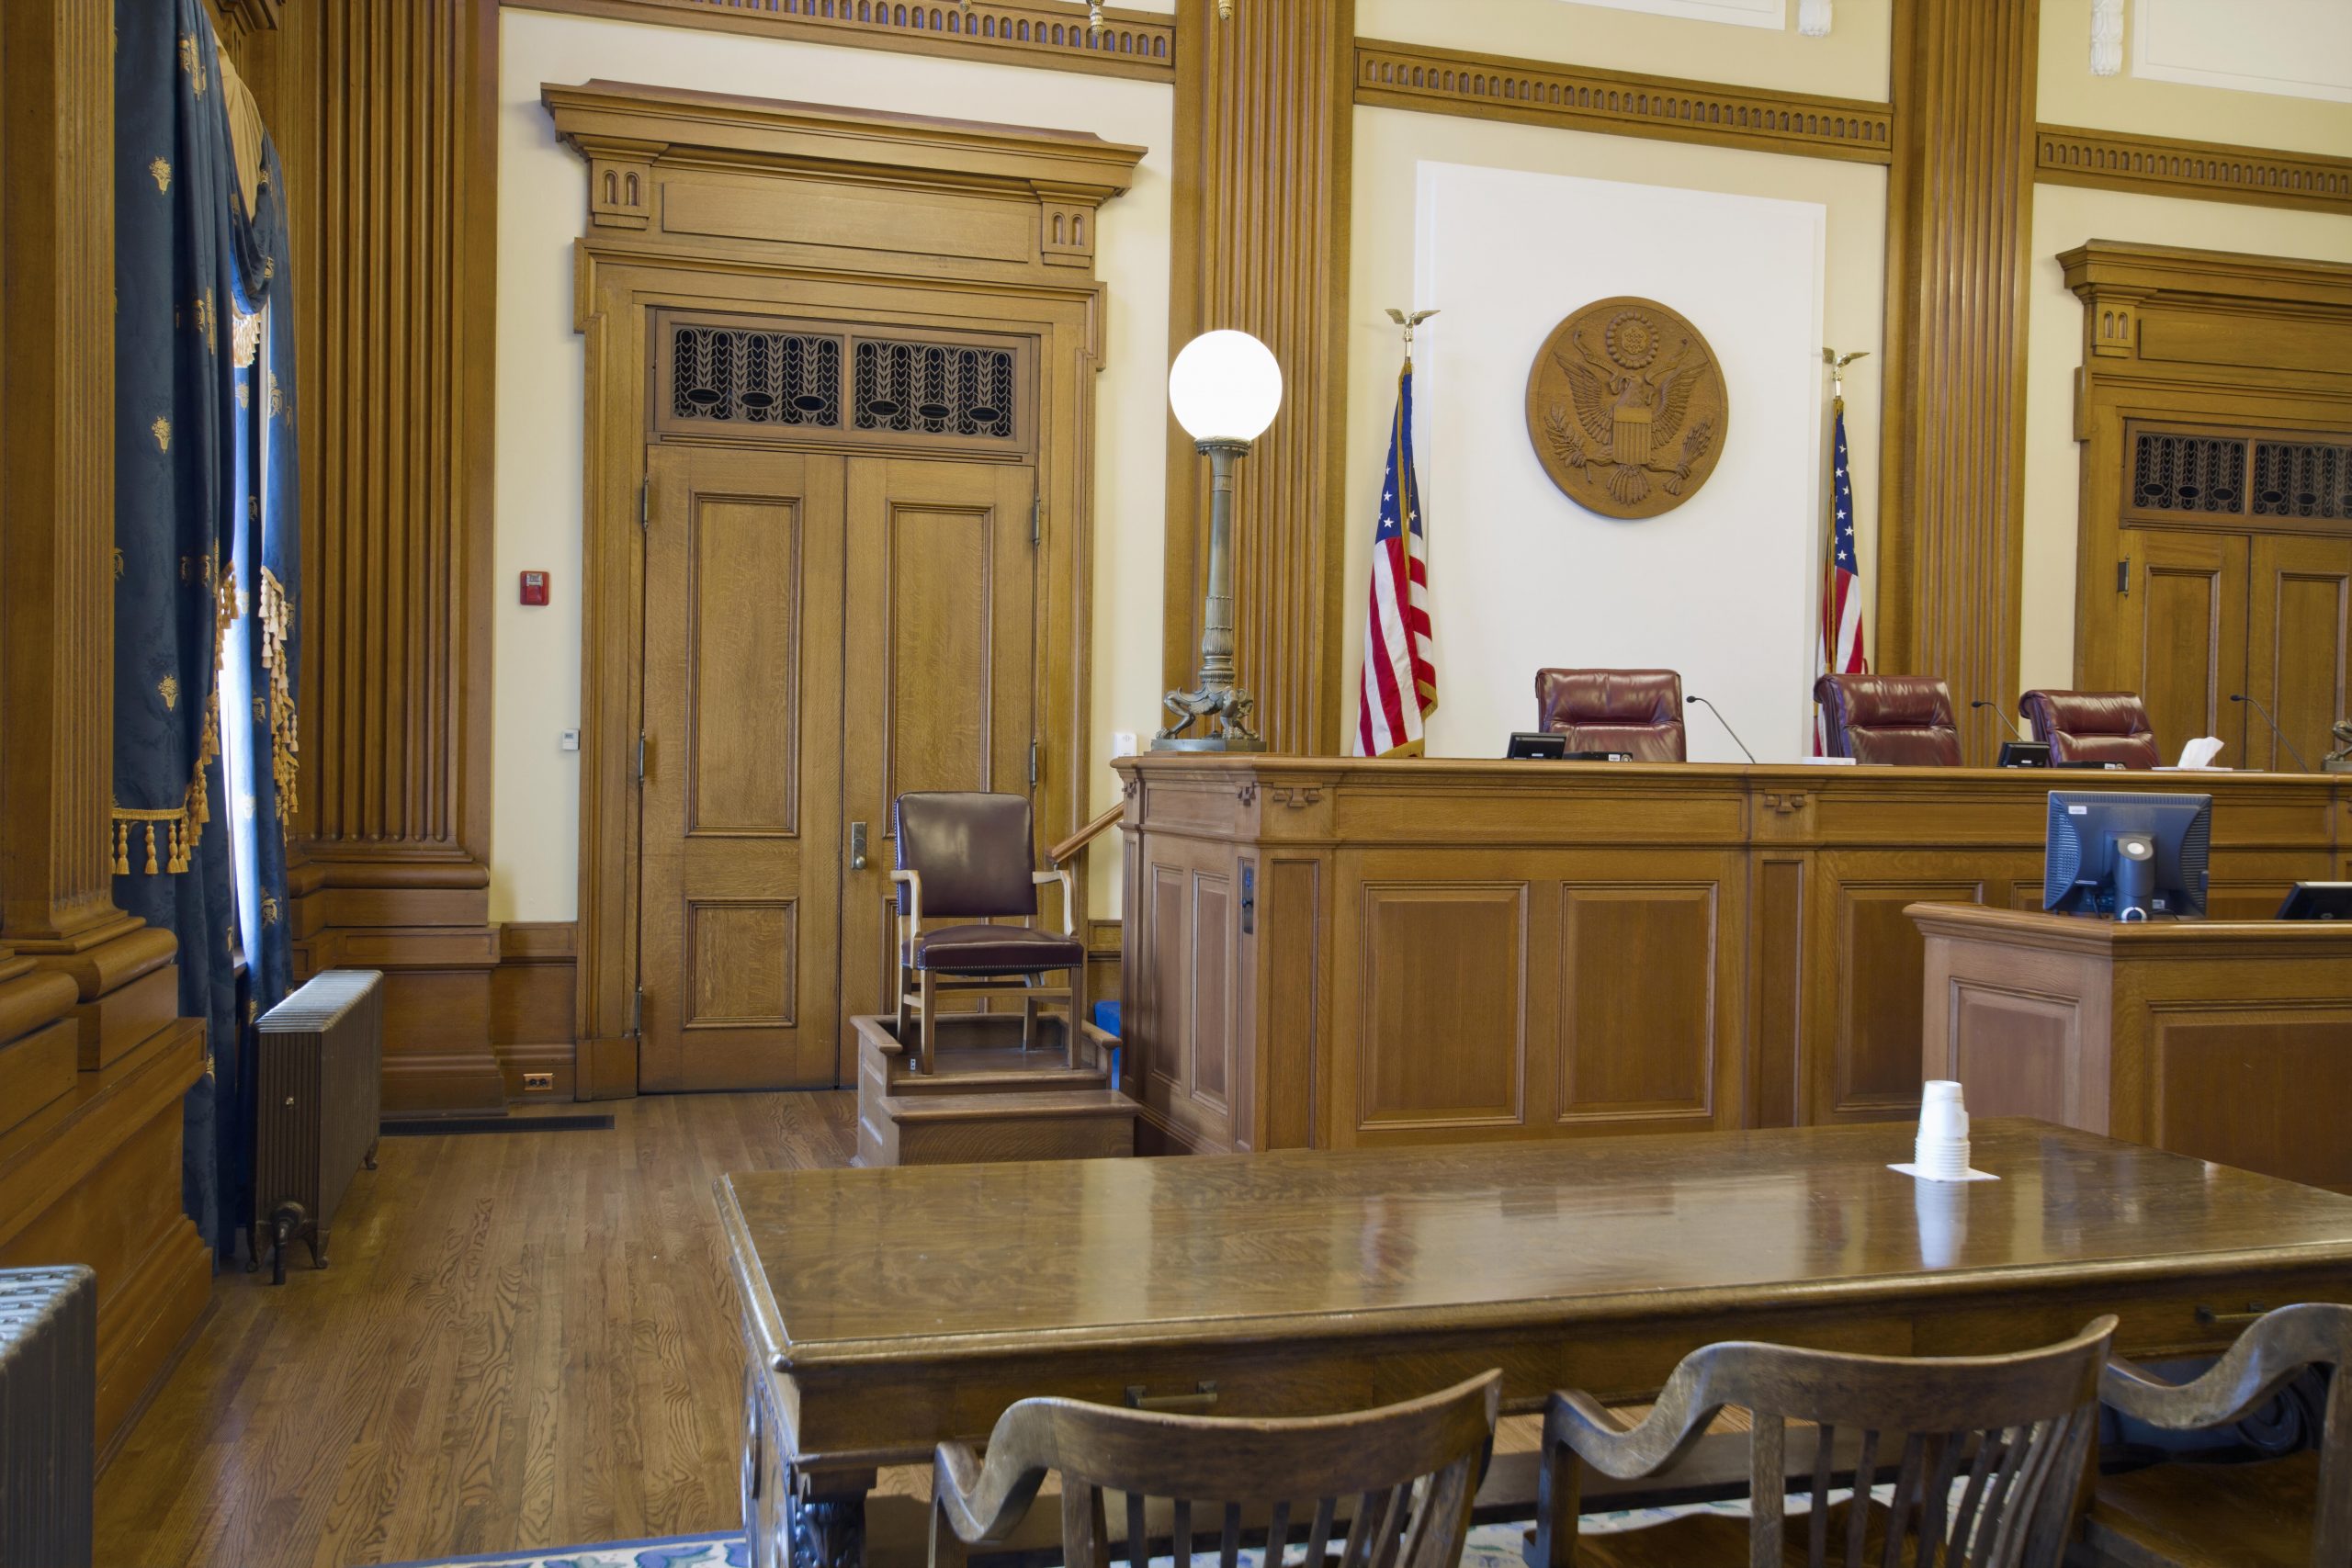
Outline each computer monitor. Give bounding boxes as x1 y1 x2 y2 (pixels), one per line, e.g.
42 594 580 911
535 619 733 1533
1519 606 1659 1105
1997 740 2051 768
2278 883 2352 920
2043 792 2211 920
1505 731 1567 760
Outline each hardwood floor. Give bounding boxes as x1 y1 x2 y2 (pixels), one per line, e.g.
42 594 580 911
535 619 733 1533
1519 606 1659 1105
96 1092 858 1568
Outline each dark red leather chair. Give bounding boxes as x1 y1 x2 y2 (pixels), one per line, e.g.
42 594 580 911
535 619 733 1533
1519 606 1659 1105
1533 669 1687 761
892 792 1082 1074
2018 690 2159 769
1813 674 1963 766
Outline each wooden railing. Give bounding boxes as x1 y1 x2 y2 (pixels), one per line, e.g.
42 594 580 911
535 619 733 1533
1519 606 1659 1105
1050 802 1125 867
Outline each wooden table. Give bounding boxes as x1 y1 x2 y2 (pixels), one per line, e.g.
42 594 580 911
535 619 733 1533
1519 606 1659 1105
1107 753 2347 1154
1916 903 2352 1192
720 1119 2352 1568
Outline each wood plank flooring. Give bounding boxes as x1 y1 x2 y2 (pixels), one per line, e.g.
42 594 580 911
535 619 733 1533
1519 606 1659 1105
95 1092 858 1568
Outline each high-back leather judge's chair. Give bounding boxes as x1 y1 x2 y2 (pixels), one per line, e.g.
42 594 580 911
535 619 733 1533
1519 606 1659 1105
2018 689 2159 769
1534 669 1687 761
1813 674 1963 766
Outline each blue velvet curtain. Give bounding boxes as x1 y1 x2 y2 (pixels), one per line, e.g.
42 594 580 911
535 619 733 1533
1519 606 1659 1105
114 0 300 1258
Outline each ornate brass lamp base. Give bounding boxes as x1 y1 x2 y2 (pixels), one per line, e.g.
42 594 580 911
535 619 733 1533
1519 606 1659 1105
1153 436 1266 753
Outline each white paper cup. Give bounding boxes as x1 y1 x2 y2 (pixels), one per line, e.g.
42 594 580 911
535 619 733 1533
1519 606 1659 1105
1915 1136 1971 1181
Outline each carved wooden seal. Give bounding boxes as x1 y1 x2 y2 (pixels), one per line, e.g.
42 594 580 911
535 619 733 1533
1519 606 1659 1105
1525 297 1728 519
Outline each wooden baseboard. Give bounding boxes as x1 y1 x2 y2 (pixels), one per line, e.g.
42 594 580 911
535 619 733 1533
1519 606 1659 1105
493 921 578 1100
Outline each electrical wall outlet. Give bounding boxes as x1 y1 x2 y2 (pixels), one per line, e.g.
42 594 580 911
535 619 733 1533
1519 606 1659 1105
522 1071 555 1092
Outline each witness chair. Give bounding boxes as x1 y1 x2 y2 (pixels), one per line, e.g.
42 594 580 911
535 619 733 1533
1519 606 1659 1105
930 1371 1500 1568
2075 1302 2350 1568
1814 674 1964 767
2018 691 2160 769
1535 669 1688 761
1532 1316 2116 1568
892 791 1082 1077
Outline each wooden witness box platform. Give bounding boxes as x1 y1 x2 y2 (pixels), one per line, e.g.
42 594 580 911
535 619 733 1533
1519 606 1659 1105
1915 903 2352 1192
1108 754 2349 1156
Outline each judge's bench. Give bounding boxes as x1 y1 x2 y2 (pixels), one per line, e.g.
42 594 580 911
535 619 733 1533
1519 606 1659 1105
1108 754 2350 1157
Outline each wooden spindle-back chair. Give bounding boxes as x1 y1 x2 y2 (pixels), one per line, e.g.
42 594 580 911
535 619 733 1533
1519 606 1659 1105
930 1372 1501 1568
2078 1301 2351 1568
1533 1317 2117 1568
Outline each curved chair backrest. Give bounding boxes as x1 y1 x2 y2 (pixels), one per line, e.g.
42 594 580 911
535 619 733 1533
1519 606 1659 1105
1814 674 1963 766
893 791 1037 918
2017 689 2160 769
1534 669 1688 761
1537 1317 2116 1568
2098 1302 2352 1566
933 1371 1501 1568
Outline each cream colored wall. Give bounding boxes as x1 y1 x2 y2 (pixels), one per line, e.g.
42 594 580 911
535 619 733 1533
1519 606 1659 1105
1344 105 1888 749
491 8 1171 922
1357 0 1891 100
2039 0 2352 156
2018 183 2352 695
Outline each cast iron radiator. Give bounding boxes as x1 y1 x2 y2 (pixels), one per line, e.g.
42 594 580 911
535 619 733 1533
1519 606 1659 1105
0 1266 96 1568
251 968 384 1284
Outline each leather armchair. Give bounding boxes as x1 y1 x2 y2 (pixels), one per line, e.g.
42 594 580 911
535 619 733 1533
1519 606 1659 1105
1533 669 1687 761
892 792 1083 1074
2018 690 2159 769
1813 674 1963 766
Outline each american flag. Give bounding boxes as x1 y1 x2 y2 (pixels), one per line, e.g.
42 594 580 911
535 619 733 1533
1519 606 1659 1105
1815 396 1868 754
1352 360 1437 757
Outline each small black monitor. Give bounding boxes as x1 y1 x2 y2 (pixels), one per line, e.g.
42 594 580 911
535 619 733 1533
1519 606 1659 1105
1997 740 2051 769
1505 731 1567 760
2278 883 2352 920
2043 792 2211 920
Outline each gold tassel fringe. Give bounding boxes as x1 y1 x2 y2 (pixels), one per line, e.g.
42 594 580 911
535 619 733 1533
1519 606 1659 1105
259 566 298 834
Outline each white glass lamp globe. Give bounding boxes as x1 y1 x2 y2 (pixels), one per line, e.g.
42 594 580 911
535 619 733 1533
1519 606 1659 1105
1168 330 1283 444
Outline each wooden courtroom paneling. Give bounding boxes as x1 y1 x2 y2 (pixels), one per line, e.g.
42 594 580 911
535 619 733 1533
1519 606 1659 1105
1875 0 2038 750
2247 534 2352 773
242 0 506 1114
1118 755 2347 1156
0 0 212 1466
1919 905 2352 1193
491 920 579 1100
1163 0 1354 755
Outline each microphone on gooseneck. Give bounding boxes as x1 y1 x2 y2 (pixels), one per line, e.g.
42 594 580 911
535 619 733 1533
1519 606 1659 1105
1685 695 1757 765
1970 699 2027 742
2231 694 2311 773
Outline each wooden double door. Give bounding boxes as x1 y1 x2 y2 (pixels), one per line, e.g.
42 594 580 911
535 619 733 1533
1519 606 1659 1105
636 445 1038 1091
2115 526 2351 771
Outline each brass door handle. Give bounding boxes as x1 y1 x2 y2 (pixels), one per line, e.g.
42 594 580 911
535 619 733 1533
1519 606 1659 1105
849 821 868 872
1125 1381 1216 1414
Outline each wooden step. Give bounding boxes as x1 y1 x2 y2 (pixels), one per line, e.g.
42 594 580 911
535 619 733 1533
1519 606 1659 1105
854 1011 1110 1097
858 1088 1137 1168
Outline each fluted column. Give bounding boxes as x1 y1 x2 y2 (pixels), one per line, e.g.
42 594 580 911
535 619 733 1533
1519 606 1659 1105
263 0 503 1112
0 0 140 957
1162 0 1354 756
1875 0 2041 757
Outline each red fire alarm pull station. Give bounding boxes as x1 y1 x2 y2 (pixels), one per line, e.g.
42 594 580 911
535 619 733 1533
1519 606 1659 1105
520 570 550 605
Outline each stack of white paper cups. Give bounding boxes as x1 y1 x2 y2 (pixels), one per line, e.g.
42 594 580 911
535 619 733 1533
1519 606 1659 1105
1916 1079 1971 1180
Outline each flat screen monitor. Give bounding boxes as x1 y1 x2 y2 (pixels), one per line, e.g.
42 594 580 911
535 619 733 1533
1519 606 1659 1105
1997 740 2051 768
1505 731 1567 760
2278 883 2352 920
2043 792 2211 920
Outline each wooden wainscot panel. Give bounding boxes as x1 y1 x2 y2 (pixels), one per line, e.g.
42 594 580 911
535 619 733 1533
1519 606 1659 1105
1256 857 1324 1153
1815 871 1989 1124
1556 879 1724 1133
1338 866 1530 1145
1132 833 1240 1156
492 921 579 1100
2152 1008 2352 1192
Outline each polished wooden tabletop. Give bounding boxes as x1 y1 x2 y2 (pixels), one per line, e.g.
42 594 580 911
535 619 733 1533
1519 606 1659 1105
719 1120 2352 1369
